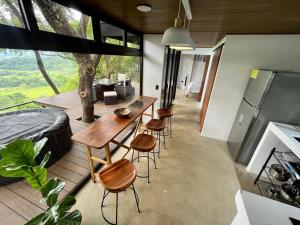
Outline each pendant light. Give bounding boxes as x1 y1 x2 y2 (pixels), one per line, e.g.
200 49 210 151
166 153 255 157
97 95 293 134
170 16 195 50
161 0 194 49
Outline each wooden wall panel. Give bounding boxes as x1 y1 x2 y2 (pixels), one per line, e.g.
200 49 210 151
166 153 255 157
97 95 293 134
60 0 300 47
199 46 223 131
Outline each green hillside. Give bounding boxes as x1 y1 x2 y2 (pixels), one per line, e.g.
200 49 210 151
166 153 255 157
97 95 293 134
0 50 79 112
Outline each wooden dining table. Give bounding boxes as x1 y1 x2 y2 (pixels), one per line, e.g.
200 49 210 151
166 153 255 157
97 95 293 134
71 96 157 182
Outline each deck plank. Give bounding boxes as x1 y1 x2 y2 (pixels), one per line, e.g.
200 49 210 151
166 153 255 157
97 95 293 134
0 187 44 220
6 181 48 210
61 154 90 169
48 164 83 183
0 202 27 225
55 159 89 176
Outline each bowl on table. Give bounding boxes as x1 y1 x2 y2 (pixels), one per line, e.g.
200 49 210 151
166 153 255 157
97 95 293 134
114 108 131 118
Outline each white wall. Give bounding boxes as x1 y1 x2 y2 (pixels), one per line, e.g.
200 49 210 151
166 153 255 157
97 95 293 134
177 54 194 89
190 58 206 84
182 48 212 55
143 34 165 111
202 35 300 141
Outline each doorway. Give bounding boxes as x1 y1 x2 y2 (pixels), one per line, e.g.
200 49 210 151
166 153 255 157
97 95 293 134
199 46 223 132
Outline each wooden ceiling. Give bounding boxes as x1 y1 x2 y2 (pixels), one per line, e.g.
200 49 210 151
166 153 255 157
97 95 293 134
69 0 300 47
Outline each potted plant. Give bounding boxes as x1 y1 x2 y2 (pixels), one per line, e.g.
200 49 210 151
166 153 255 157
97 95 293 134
0 138 82 225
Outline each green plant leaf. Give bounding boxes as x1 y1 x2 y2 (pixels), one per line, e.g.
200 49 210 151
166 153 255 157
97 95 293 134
39 196 77 225
0 160 31 177
25 213 45 225
57 210 82 225
57 196 76 213
34 138 48 159
41 178 65 207
40 151 51 168
25 166 47 190
0 139 36 166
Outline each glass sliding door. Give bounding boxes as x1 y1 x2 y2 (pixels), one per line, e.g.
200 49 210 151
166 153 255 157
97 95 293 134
161 47 181 108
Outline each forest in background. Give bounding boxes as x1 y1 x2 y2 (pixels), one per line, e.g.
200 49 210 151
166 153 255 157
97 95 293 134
0 50 140 112
0 0 140 114
0 50 78 111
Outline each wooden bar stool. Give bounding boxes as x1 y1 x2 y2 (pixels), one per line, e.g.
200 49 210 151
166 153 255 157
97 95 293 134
99 159 140 225
157 108 173 138
145 119 166 158
131 133 157 183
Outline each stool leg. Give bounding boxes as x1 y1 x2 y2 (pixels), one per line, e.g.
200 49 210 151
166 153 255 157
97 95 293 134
116 193 118 225
152 149 157 169
156 132 160 159
131 149 134 162
132 184 141 213
166 118 169 132
158 131 161 158
147 152 150 183
170 117 172 138
101 189 107 207
163 129 166 148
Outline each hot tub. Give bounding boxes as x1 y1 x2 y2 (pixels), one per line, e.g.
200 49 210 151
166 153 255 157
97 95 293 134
0 108 72 185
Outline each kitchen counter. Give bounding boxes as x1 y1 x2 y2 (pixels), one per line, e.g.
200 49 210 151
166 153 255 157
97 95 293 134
247 122 300 174
231 190 300 225
231 122 300 225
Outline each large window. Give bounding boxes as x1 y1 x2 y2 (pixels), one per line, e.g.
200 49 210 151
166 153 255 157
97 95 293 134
0 0 142 113
0 49 79 111
0 0 24 28
127 32 140 49
100 21 124 46
32 1 94 40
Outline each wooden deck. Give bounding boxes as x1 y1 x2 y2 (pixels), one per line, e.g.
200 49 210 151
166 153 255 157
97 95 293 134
0 91 137 225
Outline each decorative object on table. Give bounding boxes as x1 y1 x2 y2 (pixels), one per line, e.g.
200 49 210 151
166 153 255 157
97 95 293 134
0 108 72 186
114 108 131 118
129 100 144 108
269 164 291 182
104 91 118 105
0 138 82 225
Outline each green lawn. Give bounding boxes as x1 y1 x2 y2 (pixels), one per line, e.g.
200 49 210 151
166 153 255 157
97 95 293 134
0 86 55 100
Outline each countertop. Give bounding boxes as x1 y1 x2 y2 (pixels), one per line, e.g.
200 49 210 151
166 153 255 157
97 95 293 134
247 122 300 174
269 122 300 158
232 190 300 225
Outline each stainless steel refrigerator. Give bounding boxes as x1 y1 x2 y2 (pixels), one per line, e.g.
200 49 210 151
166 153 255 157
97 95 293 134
228 70 300 165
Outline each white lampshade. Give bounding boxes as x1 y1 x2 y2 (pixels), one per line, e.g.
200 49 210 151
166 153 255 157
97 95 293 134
170 37 196 50
162 27 193 46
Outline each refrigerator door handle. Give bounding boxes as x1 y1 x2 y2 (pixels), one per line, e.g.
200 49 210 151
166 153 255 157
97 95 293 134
238 114 244 125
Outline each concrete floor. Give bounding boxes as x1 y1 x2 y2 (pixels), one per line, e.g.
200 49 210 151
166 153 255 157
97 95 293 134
74 92 244 225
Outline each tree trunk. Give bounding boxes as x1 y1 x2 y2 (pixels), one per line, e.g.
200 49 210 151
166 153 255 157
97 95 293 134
34 51 60 94
3 1 60 95
78 58 95 123
33 0 102 123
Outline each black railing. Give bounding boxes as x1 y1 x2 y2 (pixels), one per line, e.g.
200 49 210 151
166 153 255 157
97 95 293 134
0 101 33 111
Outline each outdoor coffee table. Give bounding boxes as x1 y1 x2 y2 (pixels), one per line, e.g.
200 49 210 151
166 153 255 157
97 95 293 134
71 96 157 182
